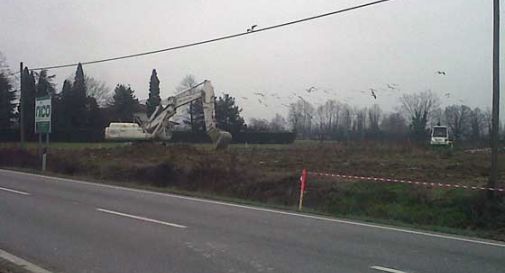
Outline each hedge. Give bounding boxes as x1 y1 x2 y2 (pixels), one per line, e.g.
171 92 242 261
170 131 296 144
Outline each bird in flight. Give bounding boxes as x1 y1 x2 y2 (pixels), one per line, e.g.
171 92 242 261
436 71 446 75
370 89 377 99
306 86 316 93
386 84 397 90
247 25 258 32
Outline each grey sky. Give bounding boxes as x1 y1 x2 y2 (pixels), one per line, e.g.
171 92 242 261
1 0 503 120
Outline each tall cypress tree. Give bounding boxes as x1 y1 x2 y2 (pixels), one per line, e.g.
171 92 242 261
0 72 16 129
36 70 55 97
146 69 161 117
19 68 37 139
61 63 88 130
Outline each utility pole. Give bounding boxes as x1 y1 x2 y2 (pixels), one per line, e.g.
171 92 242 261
488 0 500 198
19 62 25 149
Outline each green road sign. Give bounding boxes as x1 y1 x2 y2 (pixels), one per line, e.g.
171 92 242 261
35 96 51 134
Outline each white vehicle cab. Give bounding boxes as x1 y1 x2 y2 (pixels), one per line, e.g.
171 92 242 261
430 125 452 147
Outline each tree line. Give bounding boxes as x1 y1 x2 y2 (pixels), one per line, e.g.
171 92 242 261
0 52 496 144
285 90 493 144
0 56 246 141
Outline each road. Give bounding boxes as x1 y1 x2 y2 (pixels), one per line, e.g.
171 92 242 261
0 169 504 273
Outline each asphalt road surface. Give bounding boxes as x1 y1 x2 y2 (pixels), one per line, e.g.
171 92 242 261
0 169 504 273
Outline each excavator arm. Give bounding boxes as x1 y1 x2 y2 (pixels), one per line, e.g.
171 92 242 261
139 80 232 149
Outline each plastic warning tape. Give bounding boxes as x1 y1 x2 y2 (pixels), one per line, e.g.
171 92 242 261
309 171 505 192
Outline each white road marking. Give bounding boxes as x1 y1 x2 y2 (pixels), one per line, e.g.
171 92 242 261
2 169 505 248
0 186 30 195
96 208 187 229
370 266 408 273
0 248 53 273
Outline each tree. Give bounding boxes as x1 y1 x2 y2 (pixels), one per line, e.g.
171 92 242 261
109 84 139 122
85 75 111 107
60 63 88 130
177 75 201 131
444 104 472 141
85 96 105 139
215 94 245 134
288 98 314 138
352 107 367 140
469 107 487 142
19 67 37 139
186 98 205 132
381 112 408 139
368 104 382 138
146 69 161 117
248 118 270 131
0 72 16 128
270 113 287 131
400 90 439 141
36 70 56 97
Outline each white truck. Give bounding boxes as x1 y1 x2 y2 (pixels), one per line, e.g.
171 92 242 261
430 125 452 147
104 80 232 149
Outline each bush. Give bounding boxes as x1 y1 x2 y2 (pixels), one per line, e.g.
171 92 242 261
0 129 19 142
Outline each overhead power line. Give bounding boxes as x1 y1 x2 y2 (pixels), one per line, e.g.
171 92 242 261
27 0 392 71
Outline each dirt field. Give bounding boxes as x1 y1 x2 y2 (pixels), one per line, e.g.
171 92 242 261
1 141 504 239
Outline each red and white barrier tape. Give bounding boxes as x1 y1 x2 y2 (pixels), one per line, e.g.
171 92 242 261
310 171 505 192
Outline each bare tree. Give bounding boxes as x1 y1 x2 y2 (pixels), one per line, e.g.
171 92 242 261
248 118 270 131
352 107 367 140
368 104 382 137
288 98 314 138
85 76 111 107
270 113 287 131
469 107 487 141
176 75 198 92
340 104 353 139
444 104 472 140
400 90 439 141
177 75 199 131
483 107 493 136
381 112 408 139
315 104 326 140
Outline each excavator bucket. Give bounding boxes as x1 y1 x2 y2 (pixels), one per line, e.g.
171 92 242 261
215 131 232 150
208 128 232 150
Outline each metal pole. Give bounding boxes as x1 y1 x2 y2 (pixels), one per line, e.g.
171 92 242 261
38 133 42 157
298 188 304 211
489 0 500 198
19 62 25 148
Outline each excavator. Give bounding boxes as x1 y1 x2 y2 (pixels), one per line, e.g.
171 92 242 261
104 80 232 150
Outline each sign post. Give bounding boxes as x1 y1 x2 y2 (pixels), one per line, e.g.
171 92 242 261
298 168 308 211
35 96 51 171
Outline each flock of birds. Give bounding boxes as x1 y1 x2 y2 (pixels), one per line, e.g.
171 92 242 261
236 70 456 111
242 25 457 109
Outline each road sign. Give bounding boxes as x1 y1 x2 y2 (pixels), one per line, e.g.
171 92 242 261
35 96 51 134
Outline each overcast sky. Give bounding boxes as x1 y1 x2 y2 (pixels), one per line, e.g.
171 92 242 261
1 0 504 120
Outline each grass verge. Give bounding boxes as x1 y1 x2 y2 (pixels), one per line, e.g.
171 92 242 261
0 257 31 273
